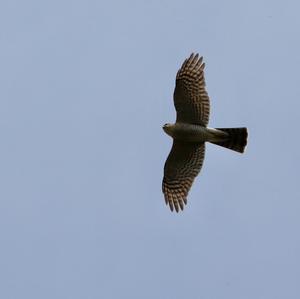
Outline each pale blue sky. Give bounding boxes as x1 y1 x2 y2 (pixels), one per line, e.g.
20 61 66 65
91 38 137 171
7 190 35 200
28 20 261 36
1 1 300 298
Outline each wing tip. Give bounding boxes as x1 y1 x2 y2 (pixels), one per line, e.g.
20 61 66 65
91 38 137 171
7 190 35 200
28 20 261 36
177 52 205 78
163 189 187 213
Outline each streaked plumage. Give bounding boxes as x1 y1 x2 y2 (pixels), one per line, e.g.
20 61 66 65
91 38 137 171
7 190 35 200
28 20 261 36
174 54 210 126
162 53 248 212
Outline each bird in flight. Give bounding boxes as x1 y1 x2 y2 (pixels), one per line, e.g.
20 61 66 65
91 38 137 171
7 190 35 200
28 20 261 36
162 53 248 212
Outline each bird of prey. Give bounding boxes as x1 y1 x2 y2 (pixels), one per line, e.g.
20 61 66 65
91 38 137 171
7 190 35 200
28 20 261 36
162 53 248 212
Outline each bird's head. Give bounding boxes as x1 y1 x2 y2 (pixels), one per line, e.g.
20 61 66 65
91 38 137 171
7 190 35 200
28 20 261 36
162 123 174 137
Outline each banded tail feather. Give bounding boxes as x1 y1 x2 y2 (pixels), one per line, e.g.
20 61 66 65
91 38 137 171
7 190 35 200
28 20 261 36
211 127 248 153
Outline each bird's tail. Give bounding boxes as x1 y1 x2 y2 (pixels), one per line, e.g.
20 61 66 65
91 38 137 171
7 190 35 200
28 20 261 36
210 127 248 153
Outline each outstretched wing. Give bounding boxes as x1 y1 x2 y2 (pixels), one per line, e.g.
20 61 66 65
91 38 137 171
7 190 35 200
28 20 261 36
174 53 210 126
162 141 205 212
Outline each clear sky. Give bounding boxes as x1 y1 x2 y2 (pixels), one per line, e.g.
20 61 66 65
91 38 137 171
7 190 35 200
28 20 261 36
1 0 300 298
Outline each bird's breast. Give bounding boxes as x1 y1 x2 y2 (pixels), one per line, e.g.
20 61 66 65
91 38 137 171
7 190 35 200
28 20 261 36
171 123 210 142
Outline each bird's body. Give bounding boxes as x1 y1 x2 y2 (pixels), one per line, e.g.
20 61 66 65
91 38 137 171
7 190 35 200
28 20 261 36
163 123 228 143
162 53 248 212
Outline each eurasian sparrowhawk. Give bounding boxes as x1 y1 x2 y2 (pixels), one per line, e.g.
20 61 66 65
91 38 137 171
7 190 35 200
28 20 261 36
162 53 248 212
